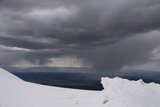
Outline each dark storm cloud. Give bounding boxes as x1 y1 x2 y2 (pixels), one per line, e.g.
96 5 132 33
77 31 160 72
0 0 160 70
0 36 49 50
0 47 24 67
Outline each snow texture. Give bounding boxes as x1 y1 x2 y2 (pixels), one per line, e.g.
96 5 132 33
0 68 160 107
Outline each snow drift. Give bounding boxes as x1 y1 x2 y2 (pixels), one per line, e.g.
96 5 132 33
101 77 160 107
0 68 160 107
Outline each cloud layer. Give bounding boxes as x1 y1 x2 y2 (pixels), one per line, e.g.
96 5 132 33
0 0 160 72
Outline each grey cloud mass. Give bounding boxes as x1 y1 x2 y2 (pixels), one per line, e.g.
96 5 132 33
0 0 160 72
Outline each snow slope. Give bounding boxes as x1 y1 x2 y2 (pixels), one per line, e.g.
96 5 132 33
0 68 160 107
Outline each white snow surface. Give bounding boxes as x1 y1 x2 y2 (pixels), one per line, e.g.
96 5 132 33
0 68 160 107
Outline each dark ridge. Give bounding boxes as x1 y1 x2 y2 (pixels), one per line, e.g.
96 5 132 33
12 72 103 91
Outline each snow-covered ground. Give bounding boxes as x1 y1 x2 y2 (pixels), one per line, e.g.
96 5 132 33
0 68 160 107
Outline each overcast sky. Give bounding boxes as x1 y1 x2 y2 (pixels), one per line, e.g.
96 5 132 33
0 0 160 72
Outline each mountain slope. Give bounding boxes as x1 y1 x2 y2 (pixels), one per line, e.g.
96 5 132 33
0 68 160 107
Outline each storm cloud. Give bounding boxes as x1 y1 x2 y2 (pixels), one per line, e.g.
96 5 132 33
0 0 160 71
